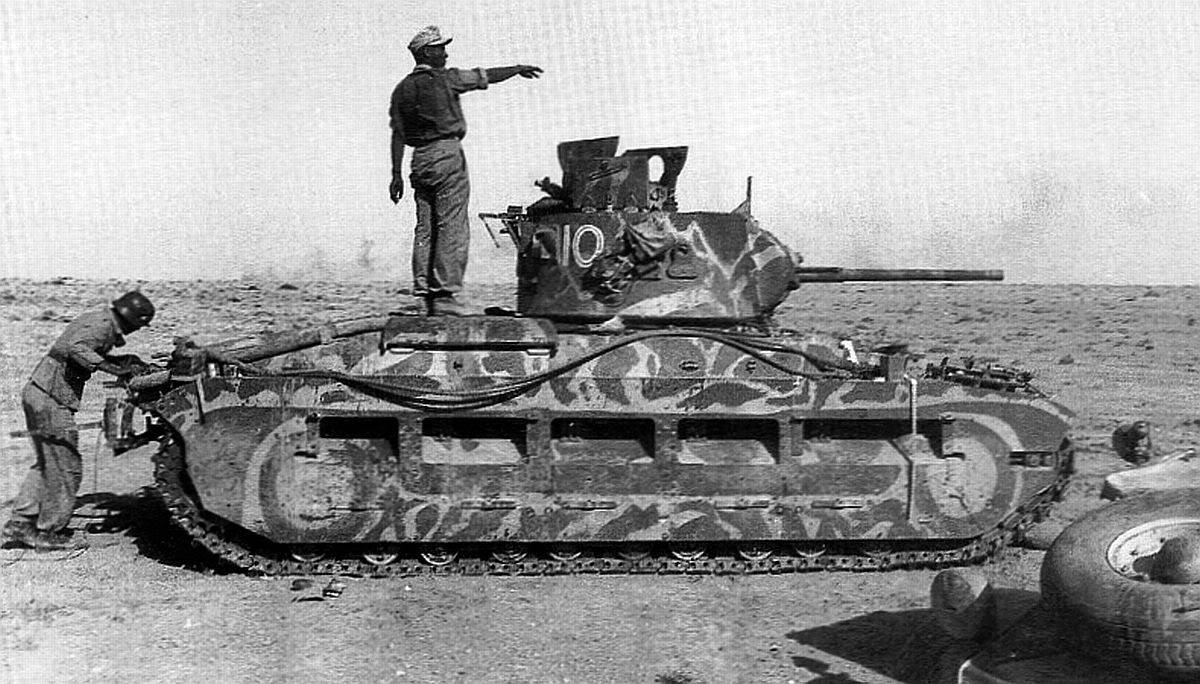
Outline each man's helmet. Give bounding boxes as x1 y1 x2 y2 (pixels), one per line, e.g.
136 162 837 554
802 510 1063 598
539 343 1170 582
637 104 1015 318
112 291 155 330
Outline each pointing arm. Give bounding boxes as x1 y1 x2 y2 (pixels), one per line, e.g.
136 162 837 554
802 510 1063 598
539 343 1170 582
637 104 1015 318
485 65 543 83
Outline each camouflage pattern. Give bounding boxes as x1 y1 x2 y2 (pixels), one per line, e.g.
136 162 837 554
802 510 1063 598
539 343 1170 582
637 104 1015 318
127 322 1072 549
514 210 800 321
106 137 1074 567
505 138 997 322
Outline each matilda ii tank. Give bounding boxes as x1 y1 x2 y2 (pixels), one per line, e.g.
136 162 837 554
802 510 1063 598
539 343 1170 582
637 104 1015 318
108 136 1073 575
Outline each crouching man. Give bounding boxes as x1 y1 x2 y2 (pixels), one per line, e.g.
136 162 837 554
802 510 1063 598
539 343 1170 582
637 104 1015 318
2 291 155 550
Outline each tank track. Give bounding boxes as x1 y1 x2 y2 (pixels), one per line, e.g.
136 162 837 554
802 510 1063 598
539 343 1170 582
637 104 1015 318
151 440 1067 577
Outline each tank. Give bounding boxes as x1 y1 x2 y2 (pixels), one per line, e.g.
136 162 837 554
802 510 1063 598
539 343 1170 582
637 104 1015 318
107 136 1073 576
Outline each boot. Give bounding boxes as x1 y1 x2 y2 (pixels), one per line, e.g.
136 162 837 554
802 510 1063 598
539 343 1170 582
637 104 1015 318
31 529 78 552
429 296 470 317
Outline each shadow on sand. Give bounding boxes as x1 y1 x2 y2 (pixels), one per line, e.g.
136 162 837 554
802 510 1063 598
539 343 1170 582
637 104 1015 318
787 589 1041 684
75 488 234 573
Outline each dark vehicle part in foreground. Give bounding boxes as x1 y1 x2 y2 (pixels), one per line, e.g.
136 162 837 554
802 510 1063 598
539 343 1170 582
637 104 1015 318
1042 488 1200 674
108 137 1073 576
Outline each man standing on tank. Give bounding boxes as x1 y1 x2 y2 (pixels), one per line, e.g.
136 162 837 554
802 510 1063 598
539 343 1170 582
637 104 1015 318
1 291 155 551
389 25 542 316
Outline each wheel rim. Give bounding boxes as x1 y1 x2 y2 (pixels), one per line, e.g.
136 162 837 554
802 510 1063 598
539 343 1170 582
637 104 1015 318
491 546 528 564
362 551 398 566
548 546 582 562
289 547 325 563
419 547 457 567
671 545 706 561
1107 517 1200 580
737 545 774 562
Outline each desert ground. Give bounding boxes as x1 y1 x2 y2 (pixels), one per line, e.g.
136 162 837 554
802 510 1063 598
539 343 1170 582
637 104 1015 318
1 278 1197 683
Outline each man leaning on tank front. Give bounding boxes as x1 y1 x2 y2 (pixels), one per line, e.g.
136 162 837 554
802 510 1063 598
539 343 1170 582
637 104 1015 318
388 25 542 316
2 291 155 551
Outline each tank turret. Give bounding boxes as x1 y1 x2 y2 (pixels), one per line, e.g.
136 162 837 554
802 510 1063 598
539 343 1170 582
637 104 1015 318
482 136 1000 324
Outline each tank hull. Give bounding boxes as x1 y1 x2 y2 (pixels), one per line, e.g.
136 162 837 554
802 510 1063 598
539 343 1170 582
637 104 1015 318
133 317 1072 571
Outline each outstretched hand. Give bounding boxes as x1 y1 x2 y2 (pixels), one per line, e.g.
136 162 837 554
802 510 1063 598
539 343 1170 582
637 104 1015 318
103 353 157 378
97 360 134 378
516 65 543 79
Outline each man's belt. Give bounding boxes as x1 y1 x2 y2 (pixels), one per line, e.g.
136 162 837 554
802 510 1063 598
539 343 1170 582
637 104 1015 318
410 136 463 148
45 348 70 364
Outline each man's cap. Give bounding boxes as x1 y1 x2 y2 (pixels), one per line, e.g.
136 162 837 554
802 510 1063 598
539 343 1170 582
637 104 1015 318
409 26 452 52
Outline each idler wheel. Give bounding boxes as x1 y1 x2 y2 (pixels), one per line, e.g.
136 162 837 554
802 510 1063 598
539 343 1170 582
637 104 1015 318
547 545 582 562
289 547 325 563
491 546 528 564
419 546 458 567
362 551 398 566
737 544 774 562
670 544 707 561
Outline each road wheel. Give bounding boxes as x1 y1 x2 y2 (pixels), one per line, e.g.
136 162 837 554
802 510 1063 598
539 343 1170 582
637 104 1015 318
289 547 325 563
547 545 582 562
491 546 528 564
618 545 651 562
1041 488 1200 674
670 544 706 561
793 544 827 559
419 546 457 567
737 544 774 562
362 551 398 566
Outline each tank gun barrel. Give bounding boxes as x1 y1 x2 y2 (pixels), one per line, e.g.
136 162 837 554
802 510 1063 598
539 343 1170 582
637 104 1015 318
794 267 1003 283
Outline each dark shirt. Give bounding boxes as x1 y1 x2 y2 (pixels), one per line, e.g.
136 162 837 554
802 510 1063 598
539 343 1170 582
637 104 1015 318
390 65 488 147
28 307 125 410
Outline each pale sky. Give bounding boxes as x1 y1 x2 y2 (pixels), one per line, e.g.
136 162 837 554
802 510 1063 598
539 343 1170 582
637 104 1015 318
3 1 1200 284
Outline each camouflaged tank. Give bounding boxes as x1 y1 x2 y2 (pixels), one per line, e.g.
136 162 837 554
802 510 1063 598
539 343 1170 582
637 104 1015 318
107 136 1074 576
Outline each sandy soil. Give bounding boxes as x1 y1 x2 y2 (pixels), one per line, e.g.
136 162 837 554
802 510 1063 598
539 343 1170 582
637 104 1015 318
1 278 1197 683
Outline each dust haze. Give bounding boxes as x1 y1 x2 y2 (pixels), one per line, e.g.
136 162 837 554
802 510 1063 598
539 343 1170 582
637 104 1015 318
4 2 1200 284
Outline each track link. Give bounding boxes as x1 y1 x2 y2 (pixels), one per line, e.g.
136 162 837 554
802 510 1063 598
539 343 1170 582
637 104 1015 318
152 440 1066 578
